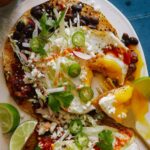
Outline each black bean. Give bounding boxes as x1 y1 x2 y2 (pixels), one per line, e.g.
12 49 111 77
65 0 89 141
12 31 21 40
127 63 137 76
16 40 24 49
130 50 138 63
45 3 52 14
127 75 135 81
16 21 26 32
129 37 139 45
122 39 130 47
17 38 30 50
65 14 74 22
88 110 97 116
122 33 129 41
81 15 90 24
71 3 83 12
31 5 44 20
73 12 77 18
23 24 35 38
89 16 99 25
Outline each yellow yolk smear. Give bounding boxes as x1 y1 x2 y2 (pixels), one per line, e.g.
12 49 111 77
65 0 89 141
113 85 133 123
131 87 150 139
134 49 144 79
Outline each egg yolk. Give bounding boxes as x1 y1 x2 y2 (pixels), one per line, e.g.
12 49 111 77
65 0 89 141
114 85 133 103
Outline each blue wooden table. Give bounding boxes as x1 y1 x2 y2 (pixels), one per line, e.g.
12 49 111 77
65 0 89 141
109 0 150 75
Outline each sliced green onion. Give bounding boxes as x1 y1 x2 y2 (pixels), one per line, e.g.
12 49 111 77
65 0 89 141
72 31 85 47
30 37 46 55
68 63 81 78
69 119 83 135
79 86 94 103
75 132 89 148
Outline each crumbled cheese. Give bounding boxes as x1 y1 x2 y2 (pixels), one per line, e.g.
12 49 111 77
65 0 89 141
73 17 78 24
47 60 57 70
51 126 64 140
90 52 96 57
50 122 57 133
30 68 45 79
76 84 84 89
99 94 116 114
68 97 95 114
118 112 127 119
65 28 71 36
80 68 87 81
51 131 57 139
38 122 51 135
54 37 64 47
22 42 30 48
30 52 36 59
31 68 39 77
35 88 46 100
108 106 116 114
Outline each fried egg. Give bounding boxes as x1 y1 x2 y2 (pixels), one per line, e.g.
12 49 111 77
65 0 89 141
28 26 131 114
53 125 138 150
99 85 133 122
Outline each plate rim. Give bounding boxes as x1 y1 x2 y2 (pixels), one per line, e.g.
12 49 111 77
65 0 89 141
102 0 148 76
0 0 149 149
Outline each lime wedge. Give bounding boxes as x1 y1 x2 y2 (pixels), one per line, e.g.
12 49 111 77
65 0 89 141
0 103 20 133
10 120 37 150
133 77 150 99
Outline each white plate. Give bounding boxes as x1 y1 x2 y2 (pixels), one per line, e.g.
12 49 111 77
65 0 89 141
0 0 149 149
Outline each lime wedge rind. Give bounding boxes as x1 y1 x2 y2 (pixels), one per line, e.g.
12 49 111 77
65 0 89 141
0 103 20 133
10 120 37 150
133 77 150 99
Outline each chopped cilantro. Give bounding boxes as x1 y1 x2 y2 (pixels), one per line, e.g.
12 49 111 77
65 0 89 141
96 130 113 150
54 11 65 28
54 91 74 108
48 94 61 112
30 10 65 56
48 91 74 112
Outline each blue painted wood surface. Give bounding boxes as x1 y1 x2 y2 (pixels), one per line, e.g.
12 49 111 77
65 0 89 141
109 0 150 74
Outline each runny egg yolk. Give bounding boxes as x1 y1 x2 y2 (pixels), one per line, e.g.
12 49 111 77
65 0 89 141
113 85 133 122
114 85 133 103
89 54 128 85
99 85 134 122
82 67 93 86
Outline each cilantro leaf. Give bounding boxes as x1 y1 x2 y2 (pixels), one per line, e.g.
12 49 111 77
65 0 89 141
30 11 65 56
96 130 113 150
48 94 61 112
54 91 74 108
48 91 74 112
39 13 55 38
54 11 65 28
